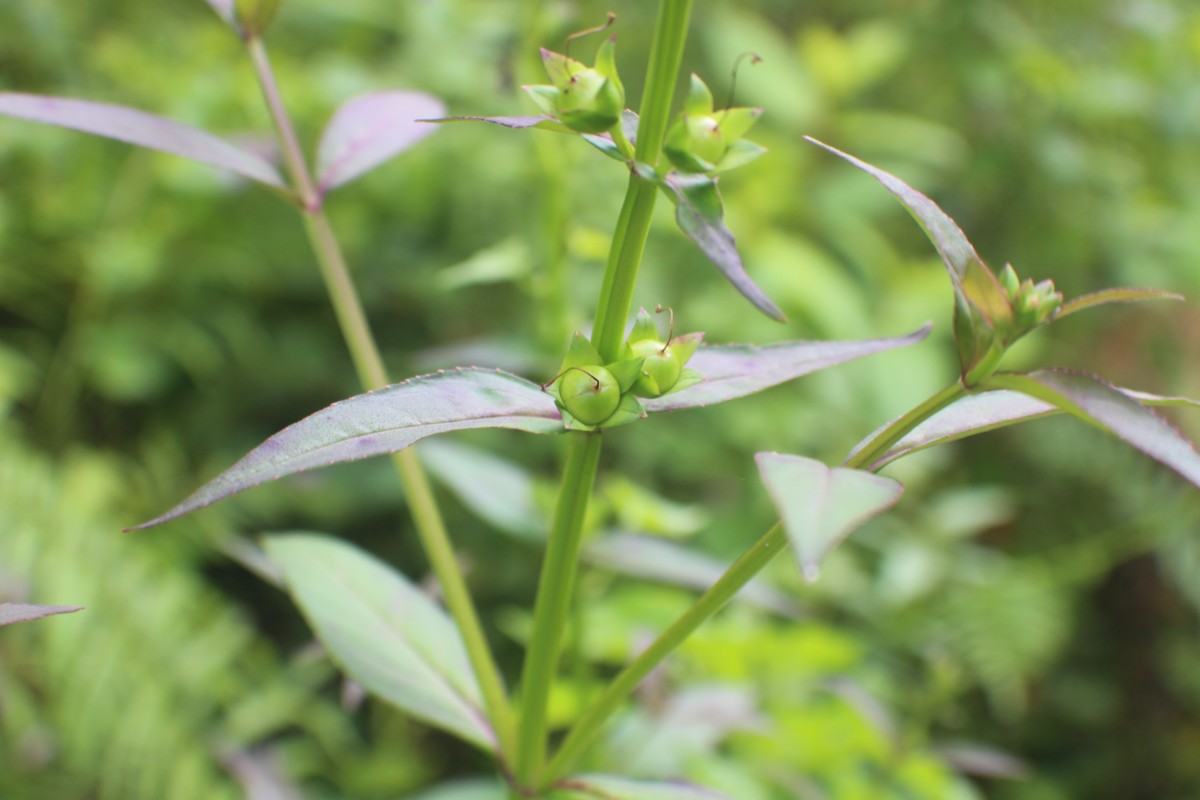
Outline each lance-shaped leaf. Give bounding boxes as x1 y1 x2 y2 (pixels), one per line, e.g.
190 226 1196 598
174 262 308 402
756 453 904 582
264 534 495 750
0 93 286 189
1053 287 1184 321
551 775 729 800
982 370 1200 487
805 137 1011 374
661 172 786 322
316 91 446 194
131 368 563 530
0 603 83 628
852 386 1200 470
426 115 572 133
642 324 930 413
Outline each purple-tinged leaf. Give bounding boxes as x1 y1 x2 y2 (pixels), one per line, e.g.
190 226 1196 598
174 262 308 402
131 368 563 530
583 534 801 616
854 385 1200 471
805 137 1011 374
264 534 496 751
983 370 1200 487
1054 287 1184 321
203 0 239 29
661 172 786 322
315 91 446 194
0 603 83 627
642 324 931 413
756 453 903 582
551 775 729 800
0 93 286 189
426 115 571 133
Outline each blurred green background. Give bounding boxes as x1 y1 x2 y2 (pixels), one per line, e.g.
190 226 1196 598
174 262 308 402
3 0 1200 798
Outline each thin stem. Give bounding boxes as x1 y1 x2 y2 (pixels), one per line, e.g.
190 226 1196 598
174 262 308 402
515 433 604 784
247 36 516 761
543 524 787 785
843 380 967 470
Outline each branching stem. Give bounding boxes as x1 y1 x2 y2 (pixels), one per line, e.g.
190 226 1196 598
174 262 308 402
246 35 517 763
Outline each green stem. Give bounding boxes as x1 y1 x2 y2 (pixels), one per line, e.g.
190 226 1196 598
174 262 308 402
512 0 696 787
246 36 517 761
591 0 695 361
843 380 967 470
542 378 970 782
542 523 786 786
515 433 603 784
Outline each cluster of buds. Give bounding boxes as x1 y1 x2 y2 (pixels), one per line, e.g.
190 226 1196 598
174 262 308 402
544 309 702 430
998 263 1064 343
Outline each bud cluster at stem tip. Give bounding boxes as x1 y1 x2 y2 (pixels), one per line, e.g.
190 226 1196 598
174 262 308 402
998 263 1063 343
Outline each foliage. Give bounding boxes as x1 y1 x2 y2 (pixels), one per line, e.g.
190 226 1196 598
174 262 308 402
3 0 1200 798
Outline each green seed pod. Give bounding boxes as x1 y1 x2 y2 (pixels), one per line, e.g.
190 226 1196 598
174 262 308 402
559 366 621 425
664 74 763 174
629 339 682 398
524 38 625 134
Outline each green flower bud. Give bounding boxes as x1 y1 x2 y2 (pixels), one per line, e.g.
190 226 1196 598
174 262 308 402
664 74 763 174
524 38 625 134
995 264 1064 344
559 366 621 425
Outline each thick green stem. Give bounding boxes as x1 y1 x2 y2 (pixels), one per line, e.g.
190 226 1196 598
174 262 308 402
515 433 603 784
591 0 695 361
542 523 786 785
247 36 516 761
512 0 696 787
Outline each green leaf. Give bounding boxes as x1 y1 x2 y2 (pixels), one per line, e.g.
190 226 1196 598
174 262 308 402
853 386 1200 470
642 325 930 413
660 172 786 322
0 602 83 628
429 114 573 134
131 368 562 529
982 370 1200 487
264 534 496 750
805 137 1011 374
756 453 903 581
315 90 446 194
0 93 287 189
1053 287 1184 321
551 775 730 800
